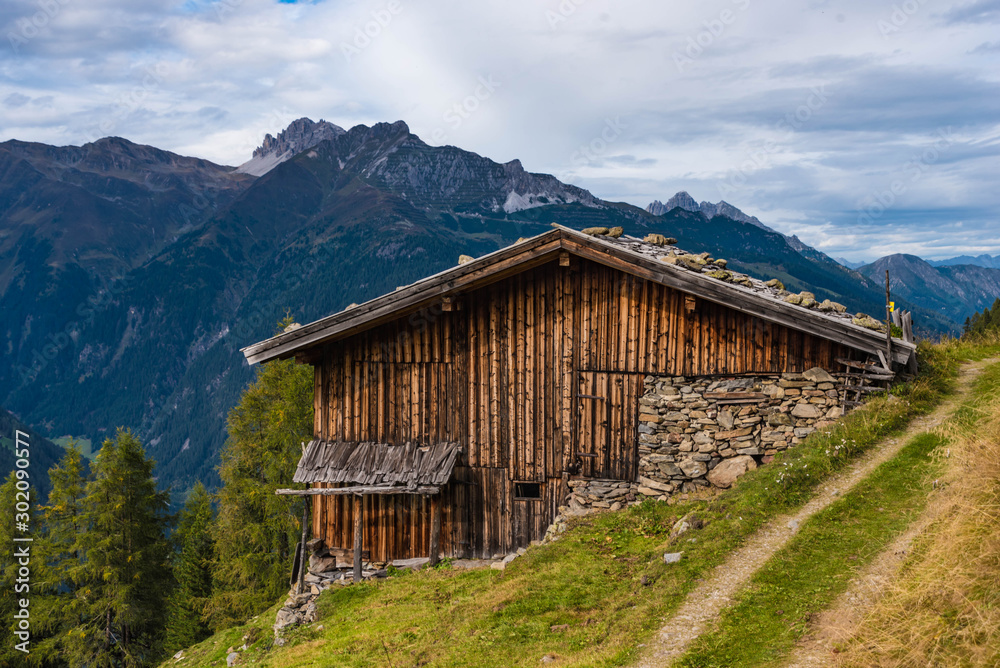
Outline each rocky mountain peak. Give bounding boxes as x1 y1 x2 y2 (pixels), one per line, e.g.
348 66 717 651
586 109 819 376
237 117 346 176
646 192 771 232
647 191 698 215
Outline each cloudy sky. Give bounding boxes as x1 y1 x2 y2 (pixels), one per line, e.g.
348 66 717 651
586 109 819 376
1 0 998 261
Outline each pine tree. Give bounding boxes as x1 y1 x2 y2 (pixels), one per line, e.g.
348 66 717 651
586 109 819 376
205 340 313 630
64 429 173 668
29 444 90 665
163 483 214 654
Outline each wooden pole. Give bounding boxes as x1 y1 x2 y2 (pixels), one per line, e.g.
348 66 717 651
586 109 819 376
428 495 441 566
884 270 892 368
353 494 363 583
297 496 309 594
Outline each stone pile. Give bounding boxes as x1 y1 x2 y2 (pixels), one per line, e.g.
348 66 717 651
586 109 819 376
566 368 844 511
566 479 637 512
273 538 391 635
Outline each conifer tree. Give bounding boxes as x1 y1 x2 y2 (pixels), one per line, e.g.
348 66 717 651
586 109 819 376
64 429 173 668
29 444 90 665
163 483 214 654
205 320 313 630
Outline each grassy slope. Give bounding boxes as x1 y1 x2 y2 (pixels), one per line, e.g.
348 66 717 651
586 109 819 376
834 339 1000 667
675 432 946 667
164 343 973 668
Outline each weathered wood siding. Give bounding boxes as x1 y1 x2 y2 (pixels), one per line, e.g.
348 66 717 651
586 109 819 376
310 257 848 560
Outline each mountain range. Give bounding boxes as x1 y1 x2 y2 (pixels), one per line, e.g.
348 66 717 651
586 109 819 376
927 254 1000 269
0 118 989 496
858 254 1000 326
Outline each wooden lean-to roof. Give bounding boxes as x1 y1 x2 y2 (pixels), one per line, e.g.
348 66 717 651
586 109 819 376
276 440 461 497
242 225 916 367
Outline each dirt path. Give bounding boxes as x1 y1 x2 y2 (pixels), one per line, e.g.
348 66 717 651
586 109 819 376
633 361 986 668
782 358 994 668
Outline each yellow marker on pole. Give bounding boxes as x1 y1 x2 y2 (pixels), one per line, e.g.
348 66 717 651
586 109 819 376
889 301 895 312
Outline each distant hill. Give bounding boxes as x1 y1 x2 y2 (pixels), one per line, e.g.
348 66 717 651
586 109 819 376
835 257 867 270
0 406 69 500
859 254 1000 325
0 119 960 493
927 254 1000 269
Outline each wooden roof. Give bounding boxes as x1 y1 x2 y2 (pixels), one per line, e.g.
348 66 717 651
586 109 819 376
292 440 461 489
242 225 916 366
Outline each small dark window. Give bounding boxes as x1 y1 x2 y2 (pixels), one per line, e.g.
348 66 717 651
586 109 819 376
514 482 541 500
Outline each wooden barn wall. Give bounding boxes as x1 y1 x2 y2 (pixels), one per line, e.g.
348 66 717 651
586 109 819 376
310 257 849 559
310 470 562 561
570 259 843 376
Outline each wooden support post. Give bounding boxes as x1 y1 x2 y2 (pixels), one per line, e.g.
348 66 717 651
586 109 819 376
428 495 441 566
353 494 363 583
884 270 893 367
297 496 310 594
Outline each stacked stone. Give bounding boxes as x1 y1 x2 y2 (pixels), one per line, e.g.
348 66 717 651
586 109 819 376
634 367 842 499
565 479 637 512
273 539 390 635
274 590 319 634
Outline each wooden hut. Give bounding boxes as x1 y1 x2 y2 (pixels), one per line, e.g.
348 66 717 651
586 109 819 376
243 225 916 563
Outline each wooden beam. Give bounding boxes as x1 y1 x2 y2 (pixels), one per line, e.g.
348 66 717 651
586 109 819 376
559 250 571 267
353 497 363 583
297 497 309 594
428 495 441 566
884 269 893 366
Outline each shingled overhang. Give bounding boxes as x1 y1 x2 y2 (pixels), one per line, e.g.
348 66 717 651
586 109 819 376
274 440 461 497
242 225 916 367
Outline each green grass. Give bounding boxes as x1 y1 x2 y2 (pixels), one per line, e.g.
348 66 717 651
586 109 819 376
162 345 967 667
674 431 947 667
833 357 1000 667
50 435 95 459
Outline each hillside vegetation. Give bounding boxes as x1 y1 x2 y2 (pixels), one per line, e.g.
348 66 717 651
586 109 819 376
162 336 1000 667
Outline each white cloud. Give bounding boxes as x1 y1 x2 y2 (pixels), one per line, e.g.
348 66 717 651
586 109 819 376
0 0 997 259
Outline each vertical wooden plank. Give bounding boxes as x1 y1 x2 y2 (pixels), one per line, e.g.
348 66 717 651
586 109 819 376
522 274 533 481
618 274 630 372
353 496 363 582
561 265 574 477
579 263 591 370
468 301 480 466
598 267 609 370
490 288 502 468
607 373 620 477
636 279 649 374
506 280 517 477
314 363 323 439
666 289 677 374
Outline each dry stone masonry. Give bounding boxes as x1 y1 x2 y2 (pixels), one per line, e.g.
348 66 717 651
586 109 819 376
566 368 844 511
